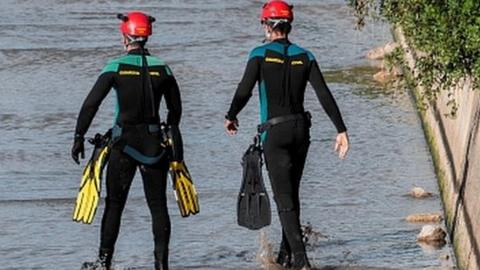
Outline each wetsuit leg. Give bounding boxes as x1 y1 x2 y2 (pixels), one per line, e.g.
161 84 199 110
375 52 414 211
279 229 291 255
140 161 171 269
264 121 310 257
279 138 309 258
100 148 138 252
291 123 310 214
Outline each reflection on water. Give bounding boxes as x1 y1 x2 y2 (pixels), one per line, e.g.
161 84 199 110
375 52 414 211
0 0 453 269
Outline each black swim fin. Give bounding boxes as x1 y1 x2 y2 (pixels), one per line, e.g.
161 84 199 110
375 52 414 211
237 142 271 230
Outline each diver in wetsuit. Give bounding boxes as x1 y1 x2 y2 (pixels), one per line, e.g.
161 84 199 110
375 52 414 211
71 12 181 270
224 1 350 269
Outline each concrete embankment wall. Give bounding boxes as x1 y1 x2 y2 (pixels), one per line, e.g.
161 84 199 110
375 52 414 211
394 28 480 269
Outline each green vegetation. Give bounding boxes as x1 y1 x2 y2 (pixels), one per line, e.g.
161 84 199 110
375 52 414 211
348 0 480 114
383 47 404 72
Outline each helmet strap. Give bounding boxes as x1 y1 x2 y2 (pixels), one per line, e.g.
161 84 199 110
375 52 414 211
263 19 290 42
265 19 289 30
264 26 272 42
124 35 147 51
125 35 146 45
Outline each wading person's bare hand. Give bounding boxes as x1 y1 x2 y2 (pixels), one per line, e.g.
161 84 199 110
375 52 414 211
335 132 349 159
224 119 239 136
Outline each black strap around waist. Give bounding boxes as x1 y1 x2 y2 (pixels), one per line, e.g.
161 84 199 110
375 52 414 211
257 112 311 134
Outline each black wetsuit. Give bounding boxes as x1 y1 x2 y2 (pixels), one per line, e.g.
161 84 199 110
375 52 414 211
227 38 346 261
75 48 181 266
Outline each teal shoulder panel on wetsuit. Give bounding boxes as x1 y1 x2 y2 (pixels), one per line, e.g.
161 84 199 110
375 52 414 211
102 55 140 73
288 44 315 61
119 54 142 66
115 55 142 66
249 42 285 59
101 61 120 74
145 56 172 75
265 42 285 55
146 56 166 66
102 55 170 74
250 45 267 59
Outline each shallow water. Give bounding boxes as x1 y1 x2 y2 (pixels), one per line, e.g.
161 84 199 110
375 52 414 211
0 0 454 269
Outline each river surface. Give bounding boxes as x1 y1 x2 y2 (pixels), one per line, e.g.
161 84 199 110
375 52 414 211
0 0 454 269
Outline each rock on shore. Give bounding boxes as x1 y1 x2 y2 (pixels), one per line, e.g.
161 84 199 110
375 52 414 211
417 225 447 243
406 213 443 223
409 187 433 198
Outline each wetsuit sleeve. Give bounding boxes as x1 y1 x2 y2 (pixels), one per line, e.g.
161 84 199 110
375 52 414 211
226 57 261 120
164 75 182 126
75 72 114 137
309 60 347 133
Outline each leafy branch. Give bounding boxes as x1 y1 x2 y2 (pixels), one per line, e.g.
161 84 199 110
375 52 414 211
347 0 480 116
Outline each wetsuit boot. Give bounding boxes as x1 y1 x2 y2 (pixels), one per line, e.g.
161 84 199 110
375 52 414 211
81 248 113 270
276 233 292 268
154 251 169 270
292 252 311 270
277 249 292 268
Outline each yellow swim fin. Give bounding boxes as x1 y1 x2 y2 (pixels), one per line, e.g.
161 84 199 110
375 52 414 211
169 161 199 217
73 133 111 224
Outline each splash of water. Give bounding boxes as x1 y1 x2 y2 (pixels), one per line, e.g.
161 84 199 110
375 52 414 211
256 230 285 270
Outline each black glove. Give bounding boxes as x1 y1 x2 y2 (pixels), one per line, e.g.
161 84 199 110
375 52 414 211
71 135 85 165
168 125 184 162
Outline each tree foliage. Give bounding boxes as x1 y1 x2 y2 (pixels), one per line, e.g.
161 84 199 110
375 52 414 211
348 0 480 113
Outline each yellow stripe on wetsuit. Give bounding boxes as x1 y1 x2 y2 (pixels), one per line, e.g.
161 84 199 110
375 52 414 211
119 70 161 76
265 58 304 66
265 57 285 64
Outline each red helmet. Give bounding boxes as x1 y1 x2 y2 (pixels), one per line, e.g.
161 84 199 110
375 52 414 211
117 11 155 37
261 1 294 23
